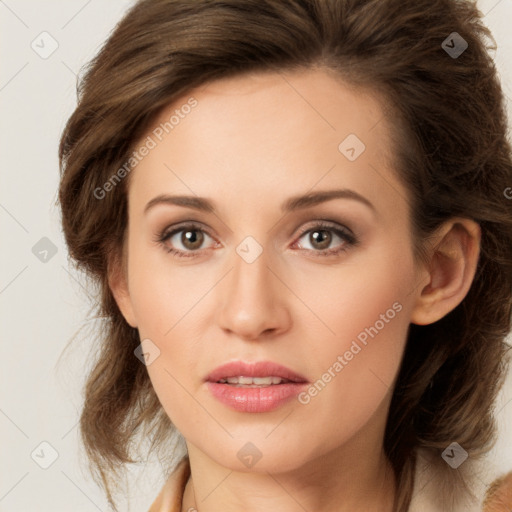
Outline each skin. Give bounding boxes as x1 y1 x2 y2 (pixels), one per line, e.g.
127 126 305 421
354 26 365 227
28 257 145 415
109 67 481 512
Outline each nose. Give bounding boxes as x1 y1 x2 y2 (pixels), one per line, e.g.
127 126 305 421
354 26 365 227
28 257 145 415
216 245 291 341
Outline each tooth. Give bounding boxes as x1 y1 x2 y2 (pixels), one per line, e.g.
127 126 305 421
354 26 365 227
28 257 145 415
252 377 274 385
218 376 288 385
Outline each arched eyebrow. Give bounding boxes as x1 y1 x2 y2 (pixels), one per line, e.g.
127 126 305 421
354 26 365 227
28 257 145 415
144 189 376 216
144 194 214 214
281 189 376 215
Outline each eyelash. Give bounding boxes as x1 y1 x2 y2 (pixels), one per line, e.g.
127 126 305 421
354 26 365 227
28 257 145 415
154 221 358 259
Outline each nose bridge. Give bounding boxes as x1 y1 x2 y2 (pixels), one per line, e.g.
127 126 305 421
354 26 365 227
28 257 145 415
216 238 289 339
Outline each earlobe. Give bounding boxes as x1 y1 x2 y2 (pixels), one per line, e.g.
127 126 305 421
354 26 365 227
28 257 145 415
410 218 481 326
107 252 138 328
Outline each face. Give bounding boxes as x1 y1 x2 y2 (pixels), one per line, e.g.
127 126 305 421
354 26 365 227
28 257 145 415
113 67 424 473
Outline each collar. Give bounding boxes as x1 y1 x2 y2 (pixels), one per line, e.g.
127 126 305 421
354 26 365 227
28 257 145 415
147 449 501 512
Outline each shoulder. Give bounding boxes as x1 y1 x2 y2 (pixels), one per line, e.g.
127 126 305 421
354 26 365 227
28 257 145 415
409 446 511 512
482 471 512 511
147 450 511 512
147 456 190 512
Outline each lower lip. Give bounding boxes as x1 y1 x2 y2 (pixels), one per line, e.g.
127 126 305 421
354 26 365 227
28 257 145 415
206 382 308 413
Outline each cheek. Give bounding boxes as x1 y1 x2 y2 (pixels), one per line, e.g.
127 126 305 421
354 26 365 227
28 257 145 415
126 240 213 429
127 235 210 338
145 357 196 435
287 244 415 434
289 239 414 352
305 300 409 419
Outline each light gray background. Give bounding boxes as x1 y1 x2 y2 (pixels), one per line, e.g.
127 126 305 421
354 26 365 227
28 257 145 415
1 1 511 511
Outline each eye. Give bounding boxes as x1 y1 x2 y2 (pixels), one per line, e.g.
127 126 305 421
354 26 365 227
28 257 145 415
155 222 218 258
155 220 358 259
293 221 357 257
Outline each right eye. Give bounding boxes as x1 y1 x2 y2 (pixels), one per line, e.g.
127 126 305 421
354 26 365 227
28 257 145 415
155 223 219 258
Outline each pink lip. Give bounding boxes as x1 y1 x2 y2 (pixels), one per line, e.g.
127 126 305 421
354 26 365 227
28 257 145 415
205 360 309 384
205 360 309 413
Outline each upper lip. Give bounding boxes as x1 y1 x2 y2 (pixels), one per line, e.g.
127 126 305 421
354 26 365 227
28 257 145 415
205 360 309 383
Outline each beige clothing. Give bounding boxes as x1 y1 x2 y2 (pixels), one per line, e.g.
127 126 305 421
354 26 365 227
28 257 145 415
148 449 500 512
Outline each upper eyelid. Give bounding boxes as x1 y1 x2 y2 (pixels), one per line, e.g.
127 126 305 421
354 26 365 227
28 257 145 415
161 219 350 237
297 220 353 235
162 221 214 236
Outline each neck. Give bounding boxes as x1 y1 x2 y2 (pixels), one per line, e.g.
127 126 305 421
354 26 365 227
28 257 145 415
181 440 396 512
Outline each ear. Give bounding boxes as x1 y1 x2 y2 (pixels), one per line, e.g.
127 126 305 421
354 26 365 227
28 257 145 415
107 247 138 328
410 218 481 326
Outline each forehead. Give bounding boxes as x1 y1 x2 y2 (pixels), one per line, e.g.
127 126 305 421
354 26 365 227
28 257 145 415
127 67 408 225
148 67 391 151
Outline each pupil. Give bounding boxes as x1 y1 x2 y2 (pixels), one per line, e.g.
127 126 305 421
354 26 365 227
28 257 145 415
183 230 203 249
311 230 331 249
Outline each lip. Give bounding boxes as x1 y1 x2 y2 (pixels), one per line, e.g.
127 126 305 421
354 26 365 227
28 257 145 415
205 360 309 384
205 360 309 413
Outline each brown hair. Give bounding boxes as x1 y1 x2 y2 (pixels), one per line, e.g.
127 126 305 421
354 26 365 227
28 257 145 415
57 0 512 510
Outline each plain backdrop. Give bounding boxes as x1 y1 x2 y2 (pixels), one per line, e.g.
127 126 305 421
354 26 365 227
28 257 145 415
1 1 511 511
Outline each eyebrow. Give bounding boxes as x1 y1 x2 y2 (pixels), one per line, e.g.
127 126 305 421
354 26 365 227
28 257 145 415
144 189 376 215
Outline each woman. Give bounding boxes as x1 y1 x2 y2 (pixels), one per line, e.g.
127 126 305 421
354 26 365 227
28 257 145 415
58 1 512 511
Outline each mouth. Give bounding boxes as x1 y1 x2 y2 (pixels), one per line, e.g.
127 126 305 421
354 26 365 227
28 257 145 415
205 360 309 385
216 376 294 387
205 360 309 413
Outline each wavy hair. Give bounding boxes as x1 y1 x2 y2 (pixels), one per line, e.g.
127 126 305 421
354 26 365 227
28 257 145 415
57 0 512 510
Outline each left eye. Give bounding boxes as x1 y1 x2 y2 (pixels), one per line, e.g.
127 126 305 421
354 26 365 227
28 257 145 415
294 225 354 254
